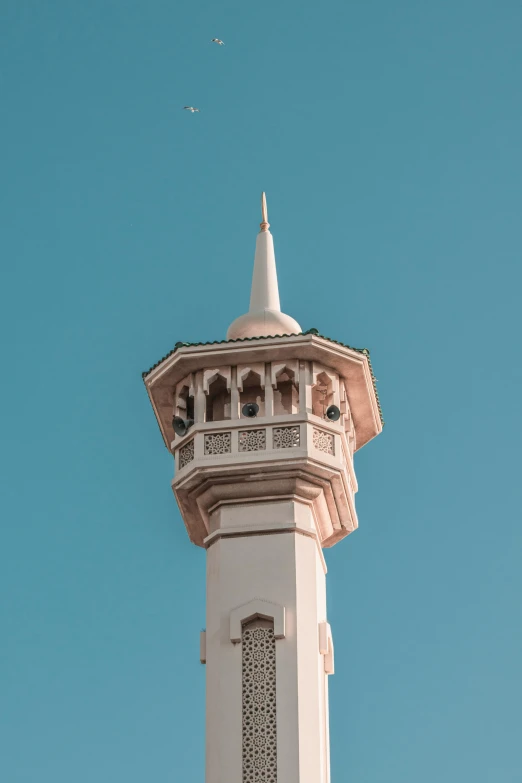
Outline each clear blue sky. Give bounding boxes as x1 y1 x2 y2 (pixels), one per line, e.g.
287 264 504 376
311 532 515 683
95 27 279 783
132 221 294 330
1 0 521 780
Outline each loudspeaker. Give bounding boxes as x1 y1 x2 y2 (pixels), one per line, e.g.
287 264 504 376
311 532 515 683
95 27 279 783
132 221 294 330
242 402 259 418
172 416 194 436
325 405 341 422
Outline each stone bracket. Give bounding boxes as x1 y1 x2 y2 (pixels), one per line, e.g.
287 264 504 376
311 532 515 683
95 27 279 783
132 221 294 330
203 366 232 393
200 630 206 664
319 621 335 675
230 599 286 643
271 360 299 388
237 363 266 391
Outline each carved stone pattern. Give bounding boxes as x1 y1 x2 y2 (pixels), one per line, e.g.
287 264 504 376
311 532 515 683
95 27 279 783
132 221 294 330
204 431 232 455
179 439 194 468
273 426 300 449
312 428 334 455
242 626 277 783
239 429 266 452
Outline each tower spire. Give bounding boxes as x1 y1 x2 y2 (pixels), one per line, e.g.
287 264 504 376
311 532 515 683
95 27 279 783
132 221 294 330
260 191 269 231
227 193 301 340
249 192 280 314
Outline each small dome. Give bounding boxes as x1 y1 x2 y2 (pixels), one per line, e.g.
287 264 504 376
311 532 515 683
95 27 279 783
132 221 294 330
227 309 302 341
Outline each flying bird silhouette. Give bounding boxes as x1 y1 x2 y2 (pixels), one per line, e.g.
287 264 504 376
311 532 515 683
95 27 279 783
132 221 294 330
211 38 225 45
183 106 200 113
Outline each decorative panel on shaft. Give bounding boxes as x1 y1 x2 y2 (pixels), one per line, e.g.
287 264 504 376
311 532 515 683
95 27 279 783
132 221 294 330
242 621 277 783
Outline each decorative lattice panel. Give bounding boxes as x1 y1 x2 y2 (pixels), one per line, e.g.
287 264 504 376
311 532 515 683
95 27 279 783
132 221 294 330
239 429 266 452
312 427 334 455
243 624 277 783
273 426 300 449
204 431 232 455
179 439 194 468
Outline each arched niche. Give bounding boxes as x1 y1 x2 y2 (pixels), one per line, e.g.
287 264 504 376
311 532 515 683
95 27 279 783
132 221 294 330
271 361 299 415
230 599 286 643
204 370 232 422
311 370 335 418
175 375 195 422
239 369 265 417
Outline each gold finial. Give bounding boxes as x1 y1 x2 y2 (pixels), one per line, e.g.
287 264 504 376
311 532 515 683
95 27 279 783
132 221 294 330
260 192 270 231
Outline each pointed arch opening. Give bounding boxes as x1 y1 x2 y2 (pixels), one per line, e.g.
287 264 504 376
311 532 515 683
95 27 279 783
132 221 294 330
206 374 231 422
240 370 265 417
312 371 334 418
274 366 299 415
176 383 194 423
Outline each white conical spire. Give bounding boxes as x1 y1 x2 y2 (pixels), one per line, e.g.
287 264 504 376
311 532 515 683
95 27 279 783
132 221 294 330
227 193 301 340
249 193 281 312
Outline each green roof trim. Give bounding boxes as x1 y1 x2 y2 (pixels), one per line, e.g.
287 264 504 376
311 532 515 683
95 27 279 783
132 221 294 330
142 329 384 425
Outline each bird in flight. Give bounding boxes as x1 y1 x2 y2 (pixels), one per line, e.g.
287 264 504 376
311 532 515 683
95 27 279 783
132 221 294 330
183 106 200 113
211 38 225 45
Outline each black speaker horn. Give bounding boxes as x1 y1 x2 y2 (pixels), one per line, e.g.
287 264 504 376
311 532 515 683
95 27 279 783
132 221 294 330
325 405 341 422
172 416 194 436
242 402 259 418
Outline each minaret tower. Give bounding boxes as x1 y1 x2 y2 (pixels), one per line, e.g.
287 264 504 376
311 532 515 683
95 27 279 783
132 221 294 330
143 195 383 783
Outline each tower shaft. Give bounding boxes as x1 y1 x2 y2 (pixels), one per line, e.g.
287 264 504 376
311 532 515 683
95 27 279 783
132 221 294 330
205 501 331 783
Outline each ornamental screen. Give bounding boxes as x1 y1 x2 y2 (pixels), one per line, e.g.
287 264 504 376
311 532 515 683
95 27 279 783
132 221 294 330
242 619 277 783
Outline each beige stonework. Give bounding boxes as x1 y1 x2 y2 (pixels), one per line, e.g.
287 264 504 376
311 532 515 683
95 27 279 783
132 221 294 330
143 195 382 783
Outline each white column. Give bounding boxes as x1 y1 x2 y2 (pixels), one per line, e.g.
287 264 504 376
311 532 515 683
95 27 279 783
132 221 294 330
264 363 274 417
299 361 313 414
195 370 206 423
230 366 240 420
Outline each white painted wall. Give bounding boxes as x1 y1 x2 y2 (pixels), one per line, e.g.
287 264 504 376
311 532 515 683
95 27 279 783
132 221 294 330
204 500 330 783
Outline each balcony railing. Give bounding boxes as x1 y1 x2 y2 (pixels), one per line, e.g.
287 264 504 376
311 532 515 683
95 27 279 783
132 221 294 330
173 414 352 486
